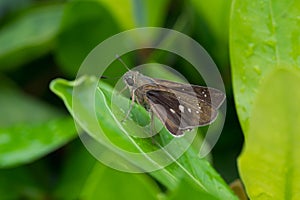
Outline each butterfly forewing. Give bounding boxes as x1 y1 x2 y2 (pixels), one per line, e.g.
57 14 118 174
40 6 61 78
135 84 219 136
153 79 225 109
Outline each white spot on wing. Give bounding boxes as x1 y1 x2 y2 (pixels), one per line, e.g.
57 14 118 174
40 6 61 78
179 105 184 113
170 108 176 114
196 111 199 114
188 108 191 113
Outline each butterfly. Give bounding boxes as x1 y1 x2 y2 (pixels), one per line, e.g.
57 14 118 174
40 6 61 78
121 68 226 137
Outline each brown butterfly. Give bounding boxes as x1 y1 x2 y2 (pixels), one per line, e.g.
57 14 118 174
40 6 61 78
118 57 226 137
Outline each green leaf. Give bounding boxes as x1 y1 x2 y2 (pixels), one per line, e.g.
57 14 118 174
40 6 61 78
167 179 218 200
0 83 76 168
230 0 300 199
230 0 300 133
238 69 300 199
153 146 236 200
0 4 63 70
0 117 76 168
50 76 237 200
98 0 170 29
55 1 120 77
0 84 61 127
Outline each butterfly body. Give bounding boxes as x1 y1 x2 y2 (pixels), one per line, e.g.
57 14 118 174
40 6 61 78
122 70 225 136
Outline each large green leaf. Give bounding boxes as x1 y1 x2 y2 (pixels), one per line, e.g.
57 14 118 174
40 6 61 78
230 0 300 133
230 0 300 199
0 83 76 168
50 76 237 200
239 69 300 199
0 4 63 70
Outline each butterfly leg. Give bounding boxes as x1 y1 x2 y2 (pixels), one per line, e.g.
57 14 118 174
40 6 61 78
121 93 135 123
150 110 158 144
150 110 155 135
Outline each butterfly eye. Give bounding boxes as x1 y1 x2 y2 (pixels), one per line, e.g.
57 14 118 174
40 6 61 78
126 77 134 86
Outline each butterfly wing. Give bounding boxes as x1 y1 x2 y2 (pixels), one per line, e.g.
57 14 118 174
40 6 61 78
135 84 219 136
153 79 226 109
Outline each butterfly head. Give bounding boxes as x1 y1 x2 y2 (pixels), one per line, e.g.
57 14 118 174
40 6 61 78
123 70 155 91
123 70 138 88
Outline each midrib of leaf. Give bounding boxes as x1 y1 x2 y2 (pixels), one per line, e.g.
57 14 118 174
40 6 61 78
268 0 299 69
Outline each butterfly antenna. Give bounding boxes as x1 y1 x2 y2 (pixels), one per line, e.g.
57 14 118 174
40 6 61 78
100 75 121 80
116 54 131 71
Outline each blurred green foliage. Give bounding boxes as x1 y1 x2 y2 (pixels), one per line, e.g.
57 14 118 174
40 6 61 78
0 0 298 199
